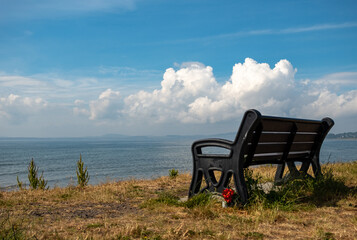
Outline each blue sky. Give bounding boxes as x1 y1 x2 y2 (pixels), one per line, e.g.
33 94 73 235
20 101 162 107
0 0 356 137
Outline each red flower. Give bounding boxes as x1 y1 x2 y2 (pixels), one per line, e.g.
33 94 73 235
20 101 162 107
222 188 235 203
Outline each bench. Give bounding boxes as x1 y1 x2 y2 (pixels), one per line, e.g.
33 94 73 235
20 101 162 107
188 109 334 204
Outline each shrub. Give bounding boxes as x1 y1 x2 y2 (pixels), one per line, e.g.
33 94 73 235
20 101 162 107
17 158 48 190
183 192 212 208
16 176 23 190
76 154 90 187
0 212 25 239
169 168 179 178
245 166 349 210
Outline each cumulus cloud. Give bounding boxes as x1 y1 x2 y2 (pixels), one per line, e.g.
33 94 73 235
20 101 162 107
123 62 219 123
0 94 47 123
75 58 357 131
185 58 296 122
297 89 357 119
1 58 357 136
74 89 122 121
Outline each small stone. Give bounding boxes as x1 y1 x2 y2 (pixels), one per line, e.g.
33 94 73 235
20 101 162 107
179 196 188 202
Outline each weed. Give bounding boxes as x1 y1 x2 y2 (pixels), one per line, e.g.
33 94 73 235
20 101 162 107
154 192 180 205
16 176 23 190
169 168 179 178
200 229 215 237
311 168 349 205
59 193 72 200
243 231 264 240
18 158 48 190
142 191 213 210
130 226 155 239
190 206 217 220
86 223 104 229
141 192 180 208
115 235 131 240
245 166 350 211
76 154 90 188
316 228 335 240
0 212 26 239
183 192 212 208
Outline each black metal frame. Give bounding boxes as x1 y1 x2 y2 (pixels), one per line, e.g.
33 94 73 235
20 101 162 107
188 109 334 204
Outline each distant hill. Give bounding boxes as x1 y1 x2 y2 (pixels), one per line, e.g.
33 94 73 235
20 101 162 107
327 132 357 139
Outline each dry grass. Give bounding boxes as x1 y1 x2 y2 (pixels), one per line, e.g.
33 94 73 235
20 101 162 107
1 162 356 240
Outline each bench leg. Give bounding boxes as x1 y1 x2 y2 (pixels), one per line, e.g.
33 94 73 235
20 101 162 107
233 166 248 205
274 163 285 183
311 155 322 177
188 169 203 197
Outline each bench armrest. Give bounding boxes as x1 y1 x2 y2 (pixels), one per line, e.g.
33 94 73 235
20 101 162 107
192 138 233 156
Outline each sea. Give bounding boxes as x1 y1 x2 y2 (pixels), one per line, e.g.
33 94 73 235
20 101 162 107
0 137 356 191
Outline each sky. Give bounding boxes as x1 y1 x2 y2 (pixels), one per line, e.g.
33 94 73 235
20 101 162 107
0 0 356 137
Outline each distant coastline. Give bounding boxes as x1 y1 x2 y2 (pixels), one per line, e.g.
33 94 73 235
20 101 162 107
0 131 357 140
327 132 357 139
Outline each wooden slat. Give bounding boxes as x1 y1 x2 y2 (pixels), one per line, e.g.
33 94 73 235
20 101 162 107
287 151 310 159
293 133 317 142
258 132 289 142
251 153 283 161
260 117 322 133
290 142 314 151
251 142 314 154
261 119 294 132
249 159 283 166
253 143 286 154
250 132 317 143
295 122 321 133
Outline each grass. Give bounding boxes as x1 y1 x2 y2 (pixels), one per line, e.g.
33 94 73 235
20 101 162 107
0 161 356 239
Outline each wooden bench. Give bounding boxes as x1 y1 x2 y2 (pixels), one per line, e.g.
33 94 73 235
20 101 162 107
188 109 334 204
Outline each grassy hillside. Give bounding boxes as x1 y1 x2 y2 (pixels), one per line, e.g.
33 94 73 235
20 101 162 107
1 162 356 239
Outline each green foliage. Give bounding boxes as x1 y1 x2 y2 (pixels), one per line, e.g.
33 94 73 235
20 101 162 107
245 167 349 210
183 192 212 208
243 231 264 240
141 192 180 208
244 168 263 198
16 176 23 190
0 212 26 240
22 158 48 190
130 226 162 239
153 192 180 205
311 168 349 204
168 168 179 178
142 191 213 210
76 154 90 188
316 228 335 240
86 223 104 229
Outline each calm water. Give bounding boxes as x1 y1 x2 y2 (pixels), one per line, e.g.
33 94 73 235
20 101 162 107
0 138 356 190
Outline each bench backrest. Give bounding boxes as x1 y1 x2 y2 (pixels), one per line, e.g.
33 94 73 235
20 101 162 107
233 110 334 167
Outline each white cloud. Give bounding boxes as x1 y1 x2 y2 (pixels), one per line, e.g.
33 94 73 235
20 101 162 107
0 94 47 123
1 58 357 136
313 72 357 92
159 22 357 45
124 58 298 123
76 58 357 133
296 89 357 119
87 89 122 120
0 75 45 88
123 62 219 123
